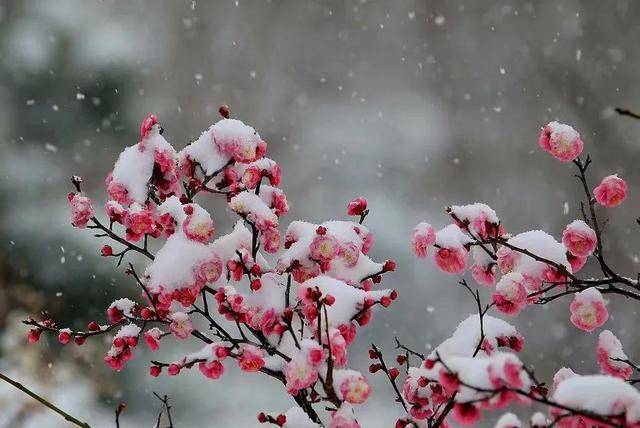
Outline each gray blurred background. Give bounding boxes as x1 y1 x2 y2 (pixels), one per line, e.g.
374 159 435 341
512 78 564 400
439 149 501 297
1 0 639 426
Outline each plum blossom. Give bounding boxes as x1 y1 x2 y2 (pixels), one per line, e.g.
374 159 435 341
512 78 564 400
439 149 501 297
597 330 633 380
182 205 215 243
238 344 265 372
411 222 436 258
593 174 628 207
538 121 583 162
347 197 368 216
336 370 371 404
144 328 164 351
432 225 471 274
562 220 597 257
569 288 608 332
199 360 225 379
493 273 528 316
329 403 360 428
124 204 155 241
68 193 94 228
169 312 194 339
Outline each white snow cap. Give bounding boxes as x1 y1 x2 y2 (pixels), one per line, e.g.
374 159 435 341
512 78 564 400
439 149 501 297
300 275 392 328
449 202 499 225
435 224 473 248
428 314 521 361
546 121 580 143
502 230 571 276
552 375 640 424
282 406 321 428
114 324 141 339
110 129 176 204
494 412 521 428
529 412 549 427
108 298 137 316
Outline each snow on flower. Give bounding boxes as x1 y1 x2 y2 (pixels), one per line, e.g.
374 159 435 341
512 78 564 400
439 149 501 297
433 224 471 274
562 220 597 257
496 230 571 293
538 121 583 162
597 330 633 380
494 413 522 428
68 193 94 228
182 203 215 243
238 344 266 372
493 273 528 316
229 191 278 231
471 246 496 286
448 203 501 239
551 375 640 426
569 288 608 332
169 312 193 339
144 328 164 351
334 369 371 404
411 222 436 258
593 174 628 208
107 298 137 324
108 115 179 204
329 403 361 428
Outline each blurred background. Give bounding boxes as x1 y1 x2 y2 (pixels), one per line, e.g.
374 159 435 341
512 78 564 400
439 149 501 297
0 0 639 426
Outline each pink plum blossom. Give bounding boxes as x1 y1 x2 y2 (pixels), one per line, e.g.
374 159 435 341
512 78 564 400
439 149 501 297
597 330 633 380
538 121 583 162
411 222 436 258
68 193 94 228
434 247 468 274
169 312 194 339
593 174 628 207
339 372 371 404
562 220 597 257
493 273 528 316
569 288 608 332
347 197 368 216
238 345 265 372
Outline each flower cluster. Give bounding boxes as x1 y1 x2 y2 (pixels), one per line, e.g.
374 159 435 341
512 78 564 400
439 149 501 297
382 120 637 428
22 114 638 428
27 109 398 427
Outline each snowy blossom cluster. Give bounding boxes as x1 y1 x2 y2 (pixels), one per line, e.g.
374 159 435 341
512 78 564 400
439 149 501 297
388 120 637 427
24 115 639 428
28 109 398 427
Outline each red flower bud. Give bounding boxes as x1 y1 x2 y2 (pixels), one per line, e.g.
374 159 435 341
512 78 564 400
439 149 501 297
276 414 287 426
250 279 262 291
250 264 262 276
324 294 336 306
28 329 41 344
396 354 407 365
380 296 392 307
369 363 381 373
150 365 162 377
58 331 71 345
389 367 400 380
257 412 268 423
219 104 230 119
316 226 327 235
88 321 100 331
347 197 368 216
101 245 113 257
384 259 396 272
74 336 86 346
